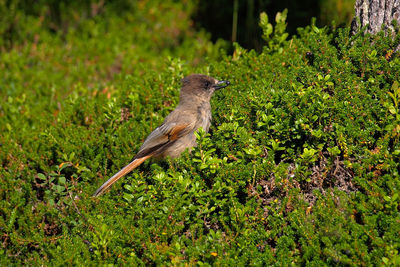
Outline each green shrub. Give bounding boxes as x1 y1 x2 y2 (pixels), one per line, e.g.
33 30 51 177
1 3 399 265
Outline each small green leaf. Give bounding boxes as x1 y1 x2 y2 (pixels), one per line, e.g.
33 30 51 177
37 173 46 180
388 105 397 114
58 176 66 185
56 185 65 193
312 25 320 33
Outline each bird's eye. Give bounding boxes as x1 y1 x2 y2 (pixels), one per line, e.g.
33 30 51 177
204 81 211 88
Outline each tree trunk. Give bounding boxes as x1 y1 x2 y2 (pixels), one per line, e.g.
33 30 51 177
351 0 400 50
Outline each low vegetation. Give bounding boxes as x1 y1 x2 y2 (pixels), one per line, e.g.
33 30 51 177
1 1 399 265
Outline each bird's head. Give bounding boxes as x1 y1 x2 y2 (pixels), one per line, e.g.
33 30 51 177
180 74 230 102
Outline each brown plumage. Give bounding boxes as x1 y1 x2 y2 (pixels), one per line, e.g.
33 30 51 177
93 74 230 197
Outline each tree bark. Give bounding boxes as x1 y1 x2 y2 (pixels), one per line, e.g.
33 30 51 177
351 0 400 50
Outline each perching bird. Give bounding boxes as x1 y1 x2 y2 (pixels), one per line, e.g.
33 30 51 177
93 74 230 196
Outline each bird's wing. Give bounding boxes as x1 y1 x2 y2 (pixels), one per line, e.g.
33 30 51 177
135 119 195 159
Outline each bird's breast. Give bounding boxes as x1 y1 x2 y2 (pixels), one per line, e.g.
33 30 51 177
196 102 212 133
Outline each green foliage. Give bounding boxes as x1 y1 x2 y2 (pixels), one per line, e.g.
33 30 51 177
259 9 289 53
1 3 400 266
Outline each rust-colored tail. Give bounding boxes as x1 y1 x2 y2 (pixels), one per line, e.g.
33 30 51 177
93 155 151 197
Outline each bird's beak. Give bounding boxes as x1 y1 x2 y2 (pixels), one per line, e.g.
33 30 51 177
213 80 230 90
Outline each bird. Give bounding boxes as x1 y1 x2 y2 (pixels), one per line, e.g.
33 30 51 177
93 74 230 197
